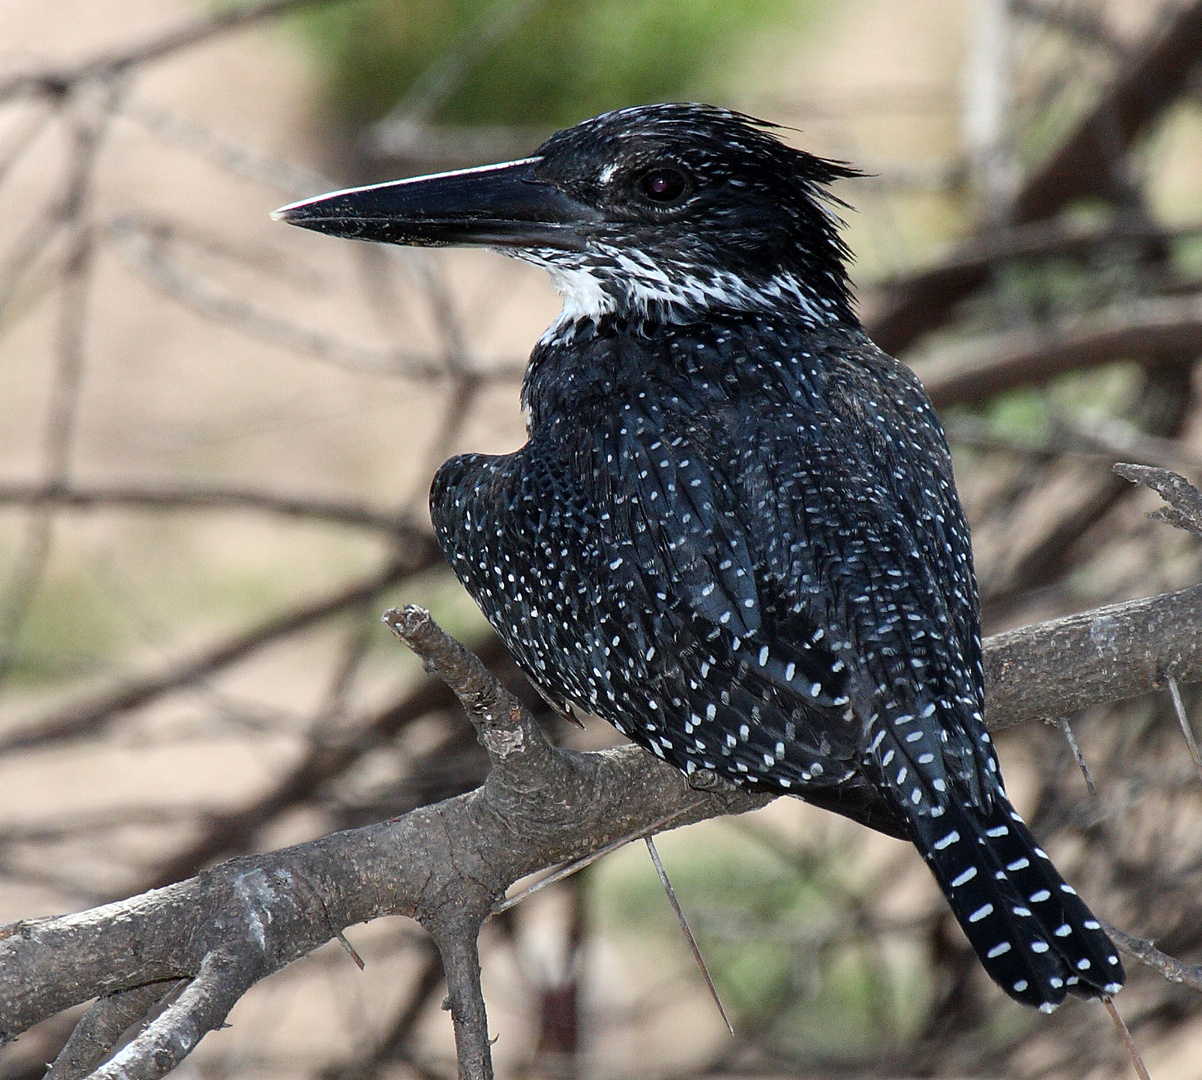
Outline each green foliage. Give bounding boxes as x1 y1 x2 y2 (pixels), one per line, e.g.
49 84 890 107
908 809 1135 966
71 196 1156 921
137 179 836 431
981 363 1142 440
3 564 130 685
296 0 815 129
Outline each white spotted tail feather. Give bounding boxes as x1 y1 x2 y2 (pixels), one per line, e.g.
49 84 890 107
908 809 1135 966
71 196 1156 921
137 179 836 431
867 721 1125 1011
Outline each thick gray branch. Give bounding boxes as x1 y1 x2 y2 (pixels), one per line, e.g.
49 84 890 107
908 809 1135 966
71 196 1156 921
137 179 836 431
1 585 1199 1076
983 584 1202 730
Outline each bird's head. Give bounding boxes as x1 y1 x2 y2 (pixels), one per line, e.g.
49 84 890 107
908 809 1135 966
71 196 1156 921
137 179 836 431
275 103 860 331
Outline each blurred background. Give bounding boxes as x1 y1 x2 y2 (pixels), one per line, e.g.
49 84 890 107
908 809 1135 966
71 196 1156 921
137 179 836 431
2 0 1202 1077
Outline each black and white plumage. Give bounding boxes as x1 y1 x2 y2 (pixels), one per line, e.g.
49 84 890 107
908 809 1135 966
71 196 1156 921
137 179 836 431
276 103 1124 1011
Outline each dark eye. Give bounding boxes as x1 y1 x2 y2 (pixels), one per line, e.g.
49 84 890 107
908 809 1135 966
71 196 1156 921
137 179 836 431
638 167 689 204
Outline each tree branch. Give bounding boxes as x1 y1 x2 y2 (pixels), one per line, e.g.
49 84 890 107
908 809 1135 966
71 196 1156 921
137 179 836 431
1101 921 1202 994
915 295 1202 410
868 0 1202 354
0 0 352 103
983 584 1202 730
1113 462 1202 540
0 479 424 535
0 678 747 1080
0 553 435 755
45 981 182 1080
1 580 1199 1078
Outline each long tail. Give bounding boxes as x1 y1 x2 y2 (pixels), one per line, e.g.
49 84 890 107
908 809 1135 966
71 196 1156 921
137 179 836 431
870 725 1125 1011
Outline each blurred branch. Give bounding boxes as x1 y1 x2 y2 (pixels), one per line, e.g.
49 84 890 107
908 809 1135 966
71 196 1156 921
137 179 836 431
869 0 1202 354
1010 0 1129 57
0 0 350 103
0 104 52 188
946 414 1202 473
0 82 118 691
0 806 209 846
1010 0 1202 223
122 97 334 200
374 0 544 133
318 942 445 1080
0 479 424 535
973 358 1194 613
0 187 67 331
863 216 1202 313
0 552 436 756
369 0 547 172
108 216 526 382
915 295 1202 409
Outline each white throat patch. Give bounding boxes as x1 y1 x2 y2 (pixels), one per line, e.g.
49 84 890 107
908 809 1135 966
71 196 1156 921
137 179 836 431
514 242 830 344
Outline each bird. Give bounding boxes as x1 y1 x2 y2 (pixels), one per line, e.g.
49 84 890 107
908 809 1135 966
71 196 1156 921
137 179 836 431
274 103 1124 1012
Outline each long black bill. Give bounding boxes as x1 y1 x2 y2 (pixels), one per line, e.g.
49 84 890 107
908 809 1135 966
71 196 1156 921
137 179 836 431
272 157 597 251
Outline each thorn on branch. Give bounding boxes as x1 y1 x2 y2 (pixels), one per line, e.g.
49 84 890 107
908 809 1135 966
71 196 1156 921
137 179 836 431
1113 462 1202 540
335 930 365 971
491 804 704 916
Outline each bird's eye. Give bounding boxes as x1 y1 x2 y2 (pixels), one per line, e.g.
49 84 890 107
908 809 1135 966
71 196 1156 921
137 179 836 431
638 167 689 204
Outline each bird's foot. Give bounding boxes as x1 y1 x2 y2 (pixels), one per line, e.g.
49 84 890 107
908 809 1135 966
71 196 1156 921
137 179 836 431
687 768 740 794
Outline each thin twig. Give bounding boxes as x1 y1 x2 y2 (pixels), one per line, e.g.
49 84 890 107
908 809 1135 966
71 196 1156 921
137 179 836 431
645 835 734 1035
1103 997 1152 1080
108 216 525 383
1167 676 1202 785
0 479 423 534
1055 717 1098 797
